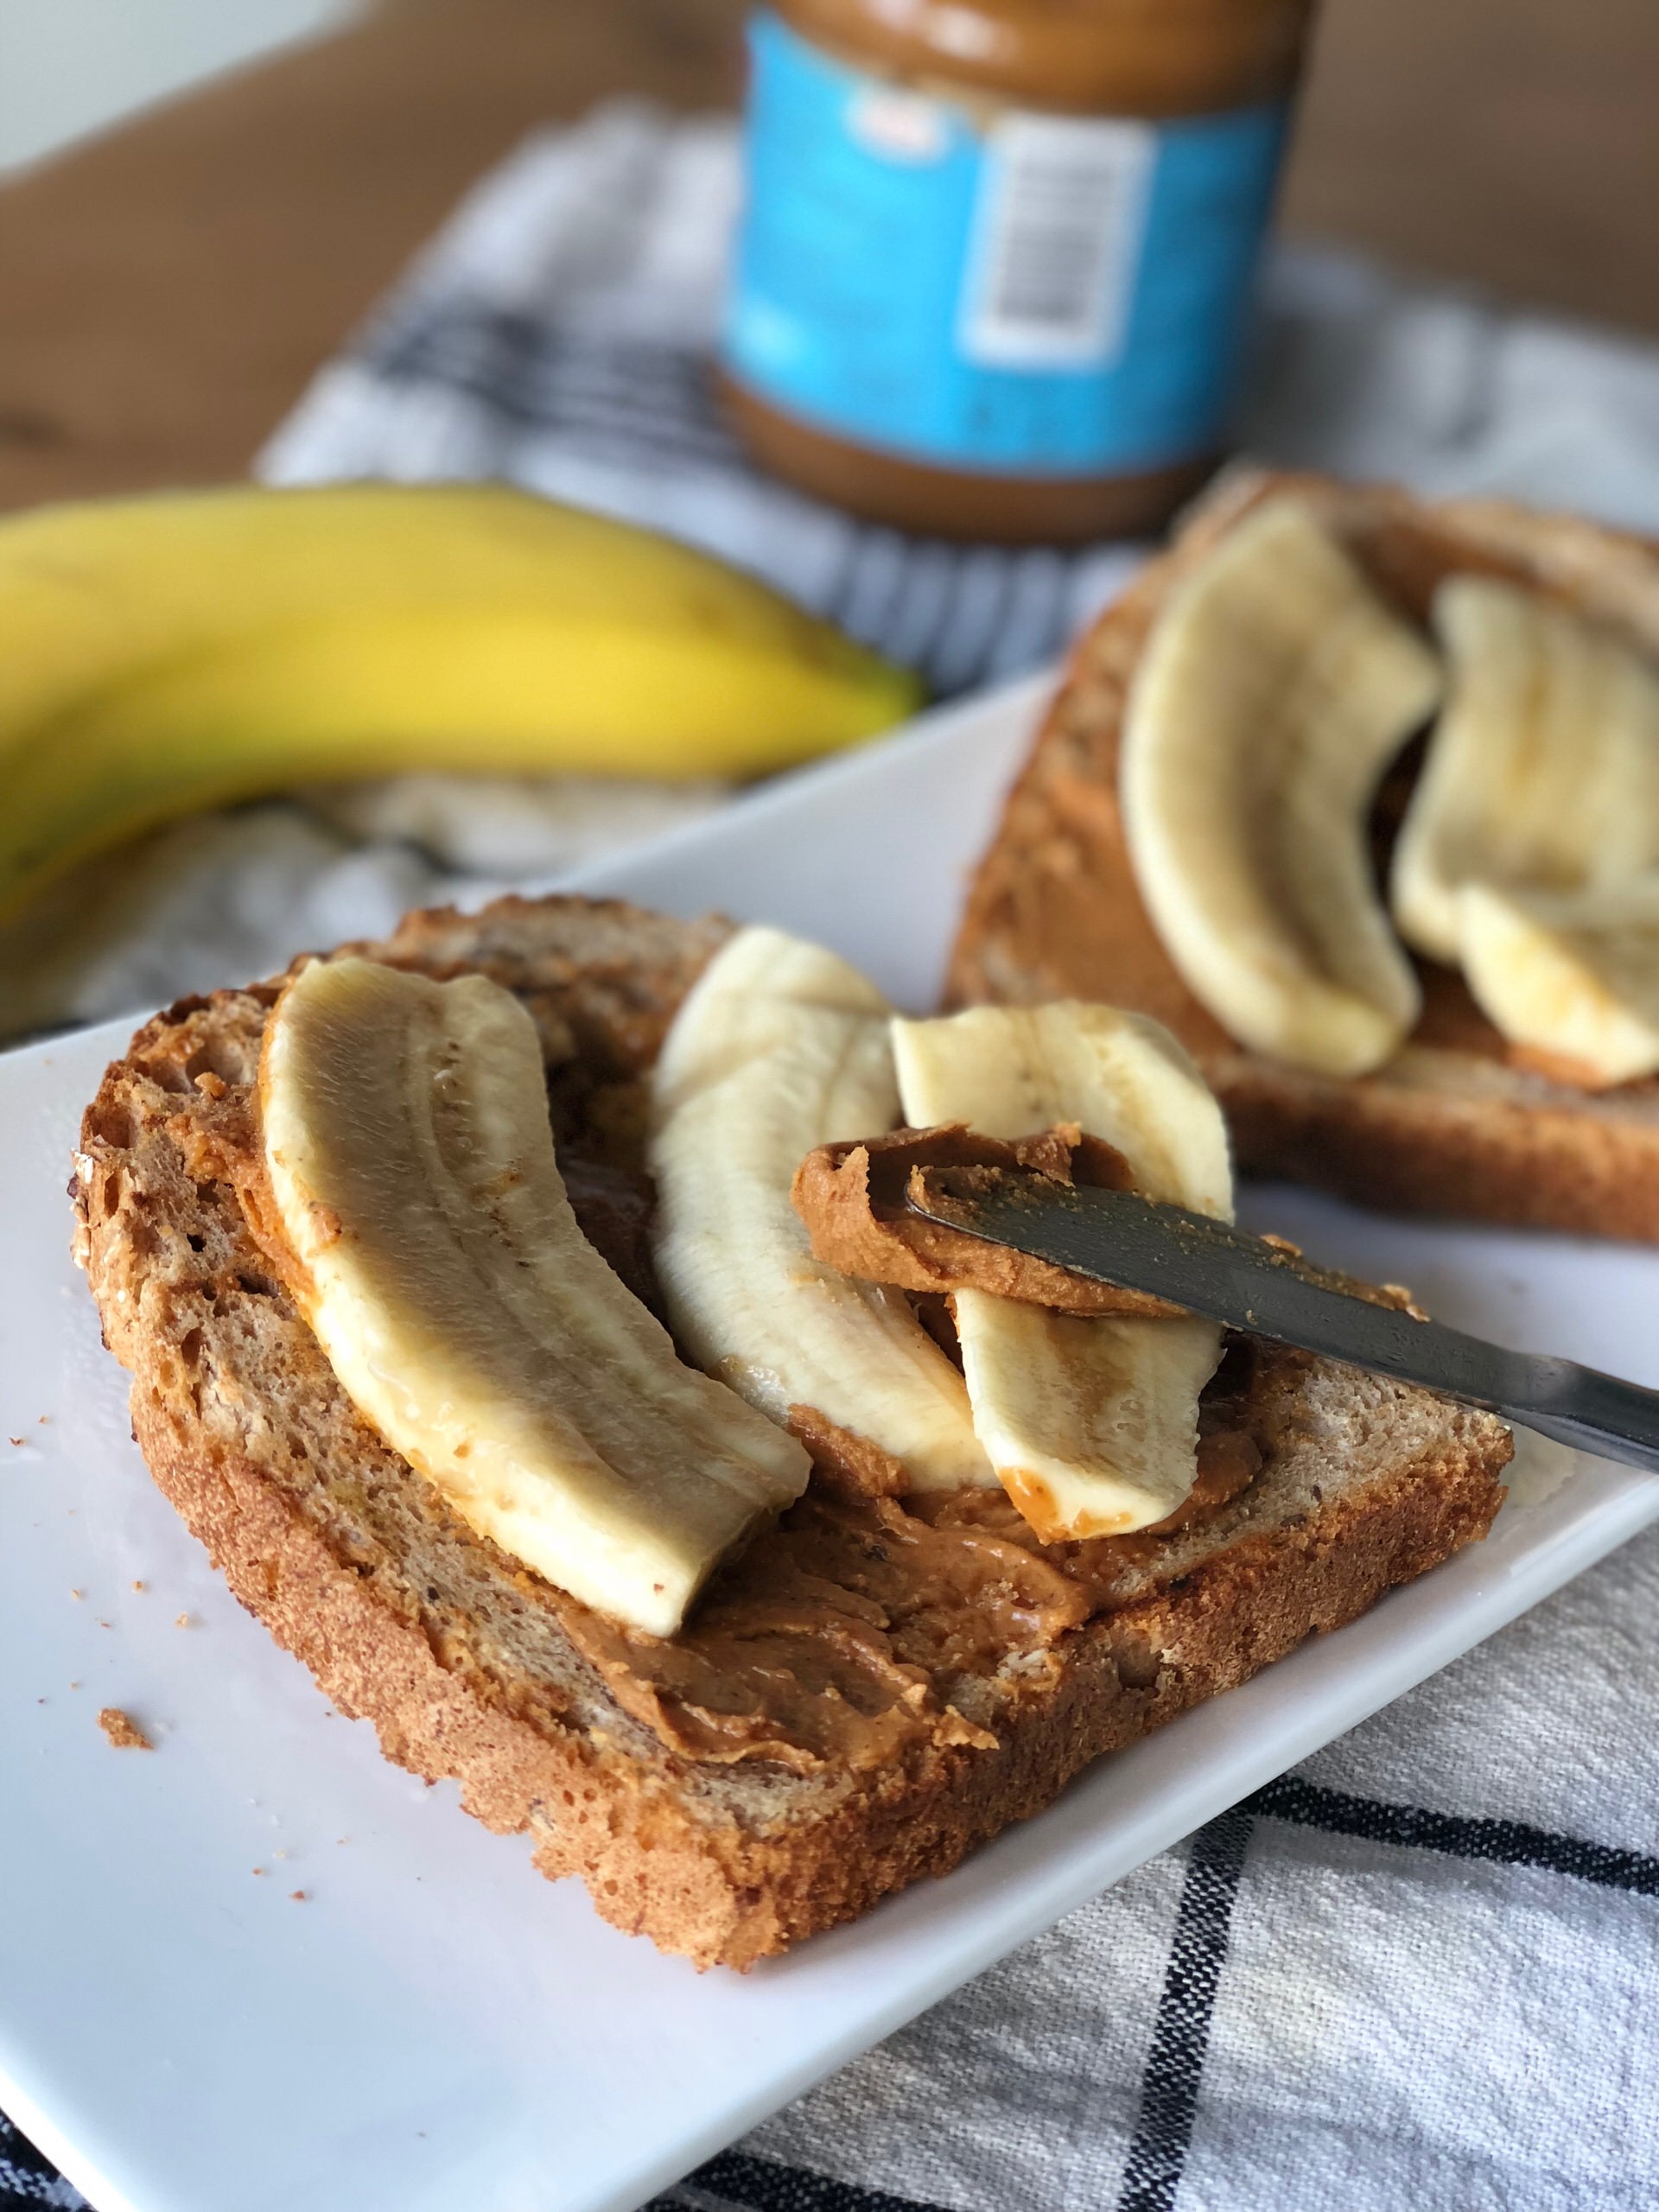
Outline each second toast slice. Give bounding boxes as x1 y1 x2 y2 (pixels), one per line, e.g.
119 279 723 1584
949 469 1659 1240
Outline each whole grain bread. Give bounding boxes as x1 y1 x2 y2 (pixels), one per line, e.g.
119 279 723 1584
949 469 1659 1240
73 893 1510 1967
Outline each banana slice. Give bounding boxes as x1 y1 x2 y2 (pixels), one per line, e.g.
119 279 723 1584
1392 577 1659 964
891 1002 1231 1540
260 956 810 1637
1121 499 1441 1077
648 926 993 1492
1458 877 1659 1087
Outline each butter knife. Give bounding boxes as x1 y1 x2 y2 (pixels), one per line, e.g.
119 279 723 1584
905 1176 1659 1475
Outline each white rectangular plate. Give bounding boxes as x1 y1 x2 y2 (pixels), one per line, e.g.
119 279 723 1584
6 671 1659 2212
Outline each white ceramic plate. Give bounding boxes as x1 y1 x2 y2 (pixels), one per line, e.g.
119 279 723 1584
6 671 1659 2212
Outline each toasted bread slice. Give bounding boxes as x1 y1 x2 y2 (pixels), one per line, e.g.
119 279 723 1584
73 893 1510 1967
949 470 1659 1239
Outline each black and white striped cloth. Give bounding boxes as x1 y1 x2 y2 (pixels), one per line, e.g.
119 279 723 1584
15 99 1659 2212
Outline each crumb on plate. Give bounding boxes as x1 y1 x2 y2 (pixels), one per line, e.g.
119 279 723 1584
98 1707 151 1750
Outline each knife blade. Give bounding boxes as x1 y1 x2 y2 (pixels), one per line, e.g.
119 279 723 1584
905 1175 1659 1476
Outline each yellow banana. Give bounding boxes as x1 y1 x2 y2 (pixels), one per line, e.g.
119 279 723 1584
0 484 922 917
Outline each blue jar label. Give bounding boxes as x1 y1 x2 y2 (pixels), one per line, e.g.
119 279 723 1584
725 11 1288 478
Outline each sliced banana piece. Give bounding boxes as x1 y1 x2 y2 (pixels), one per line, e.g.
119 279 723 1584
648 926 993 1491
892 1002 1232 1540
1122 498 1441 1077
1392 577 1659 964
260 956 809 1638
1459 877 1659 1087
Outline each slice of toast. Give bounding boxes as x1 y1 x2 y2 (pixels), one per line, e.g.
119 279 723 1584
949 469 1659 1239
73 893 1510 1967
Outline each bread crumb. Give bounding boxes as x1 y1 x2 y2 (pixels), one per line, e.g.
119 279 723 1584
130 1580 145 1592
175 1612 191 1628
97 1618 111 1630
8 1439 22 1448
98 1707 151 1750
38 1414 49 1424
251 1866 267 1876
289 1890 306 1902
69 1681 81 1690
273 1848 289 1860
70 1588 83 1600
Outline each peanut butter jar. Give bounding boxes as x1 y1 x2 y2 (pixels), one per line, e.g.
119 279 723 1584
721 0 1316 543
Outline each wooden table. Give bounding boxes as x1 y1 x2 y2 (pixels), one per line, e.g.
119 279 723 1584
3 0 1656 514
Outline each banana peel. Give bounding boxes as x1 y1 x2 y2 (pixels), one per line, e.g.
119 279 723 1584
0 483 924 918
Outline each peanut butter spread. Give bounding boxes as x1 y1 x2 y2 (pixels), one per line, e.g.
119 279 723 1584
211 1079 1270 1780
792 1121 1180 1319
547 1383 1262 1776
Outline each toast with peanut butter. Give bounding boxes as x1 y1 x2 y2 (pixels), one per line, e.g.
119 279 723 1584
950 469 1659 1239
73 893 1509 1967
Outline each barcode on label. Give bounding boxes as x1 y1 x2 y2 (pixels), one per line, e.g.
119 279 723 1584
958 116 1155 371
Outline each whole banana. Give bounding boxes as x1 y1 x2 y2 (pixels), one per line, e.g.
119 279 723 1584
0 484 922 918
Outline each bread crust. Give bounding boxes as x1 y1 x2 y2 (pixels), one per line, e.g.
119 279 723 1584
948 468 1659 1239
74 892 1510 1967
